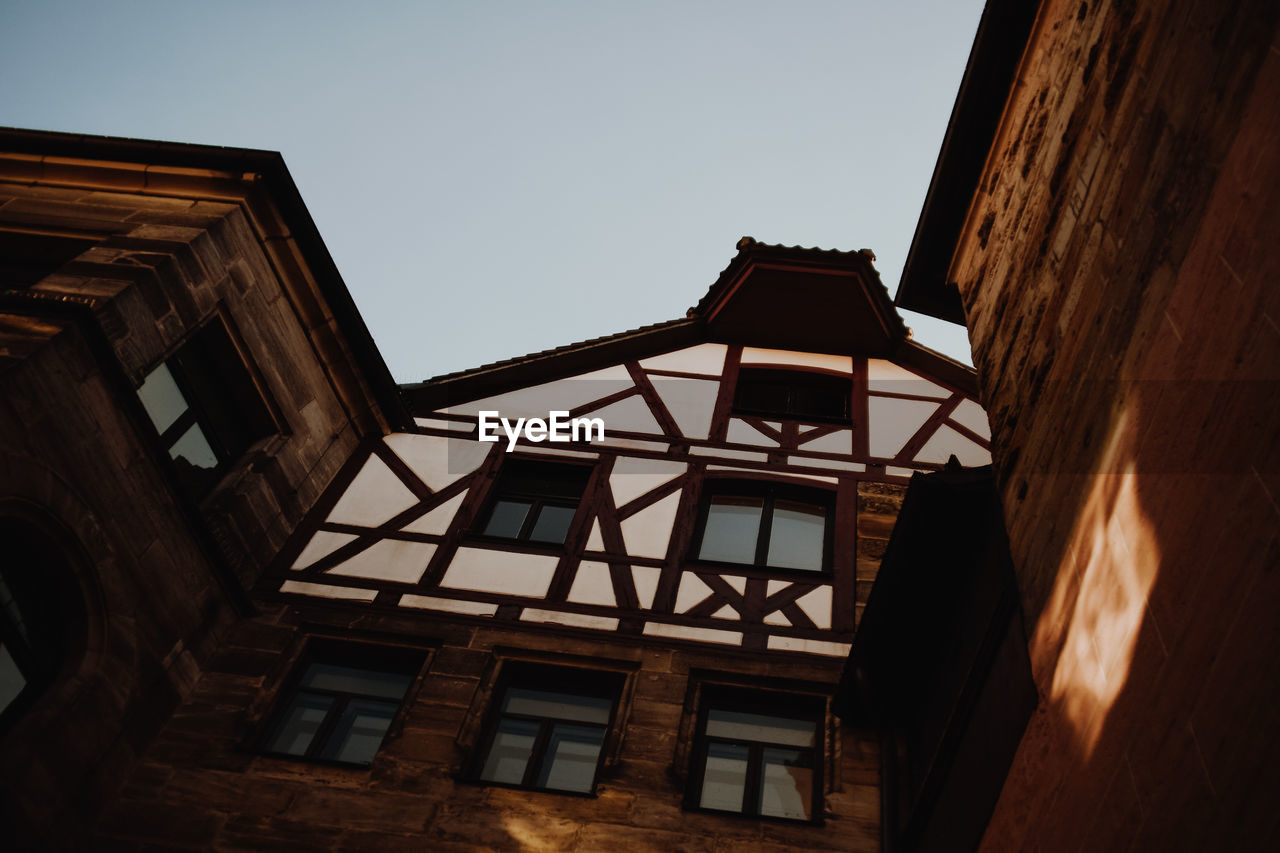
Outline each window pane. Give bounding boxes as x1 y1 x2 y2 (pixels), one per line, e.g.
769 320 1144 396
503 687 612 724
0 573 31 647
528 504 575 544
700 741 749 812
537 723 605 792
169 423 219 470
483 499 532 538
759 747 814 820
481 717 540 785
320 698 398 765
137 363 189 435
736 379 790 415
790 385 848 421
0 643 25 714
301 663 413 700
766 500 826 571
699 496 763 564
266 692 333 756
705 709 816 747
174 320 274 457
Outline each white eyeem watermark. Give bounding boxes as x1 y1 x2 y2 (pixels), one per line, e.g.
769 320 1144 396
478 411 605 451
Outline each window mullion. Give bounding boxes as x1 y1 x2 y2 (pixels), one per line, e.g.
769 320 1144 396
157 407 198 448
517 498 543 541
307 692 350 759
523 717 555 788
755 495 775 567
744 742 764 816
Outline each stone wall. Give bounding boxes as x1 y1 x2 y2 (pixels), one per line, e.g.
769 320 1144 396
947 0 1280 848
98 604 882 852
0 169 386 846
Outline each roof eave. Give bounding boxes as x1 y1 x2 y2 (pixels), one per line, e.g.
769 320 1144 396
894 0 1045 325
0 127 411 431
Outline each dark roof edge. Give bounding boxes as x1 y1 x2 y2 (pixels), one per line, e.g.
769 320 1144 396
893 338 980 398
0 127 410 431
402 318 703 414
895 0 1045 324
695 237 910 341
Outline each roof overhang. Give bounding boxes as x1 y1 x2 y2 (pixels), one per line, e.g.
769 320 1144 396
405 237 980 414
697 238 908 356
0 127 409 430
895 0 1045 324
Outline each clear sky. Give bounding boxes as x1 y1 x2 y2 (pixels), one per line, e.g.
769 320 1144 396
1 0 984 382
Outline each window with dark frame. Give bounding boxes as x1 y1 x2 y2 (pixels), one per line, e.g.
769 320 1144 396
261 641 424 767
471 662 622 795
477 458 591 546
732 367 852 424
687 687 824 822
135 317 275 499
693 480 833 573
0 516 86 733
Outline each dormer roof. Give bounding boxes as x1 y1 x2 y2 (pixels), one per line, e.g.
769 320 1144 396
695 236 909 356
404 238 976 412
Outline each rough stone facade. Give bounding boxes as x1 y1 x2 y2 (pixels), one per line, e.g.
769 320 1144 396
0 138 398 848
2 136 916 851
95 605 882 852
941 0 1280 848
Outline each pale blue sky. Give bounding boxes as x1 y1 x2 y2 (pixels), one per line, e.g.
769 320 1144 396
1 0 983 381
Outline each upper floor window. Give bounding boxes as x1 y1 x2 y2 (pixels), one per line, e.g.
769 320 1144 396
693 480 832 573
687 687 824 822
477 459 591 546
732 367 851 424
470 662 622 795
261 641 424 767
136 317 275 498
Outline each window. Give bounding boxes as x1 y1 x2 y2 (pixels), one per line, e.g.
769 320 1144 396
694 481 832 573
688 687 823 822
733 367 851 424
136 317 275 498
0 515 87 732
471 662 622 794
477 459 591 546
261 641 423 767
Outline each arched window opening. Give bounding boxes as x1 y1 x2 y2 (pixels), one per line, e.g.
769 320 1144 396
0 516 87 731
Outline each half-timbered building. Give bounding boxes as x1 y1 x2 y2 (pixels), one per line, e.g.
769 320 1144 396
1 124 992 849
9 1 1280 848
232 237 993 850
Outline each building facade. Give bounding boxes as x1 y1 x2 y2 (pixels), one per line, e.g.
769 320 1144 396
896 0 1280 849
1 131 992 851
8 1 1277 849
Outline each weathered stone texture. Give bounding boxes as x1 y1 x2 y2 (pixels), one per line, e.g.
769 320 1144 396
95 606 881 851
0 173 388 846
947 0 1280 849
855 481 906 625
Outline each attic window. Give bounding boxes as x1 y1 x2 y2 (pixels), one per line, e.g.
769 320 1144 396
732 368 851 424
